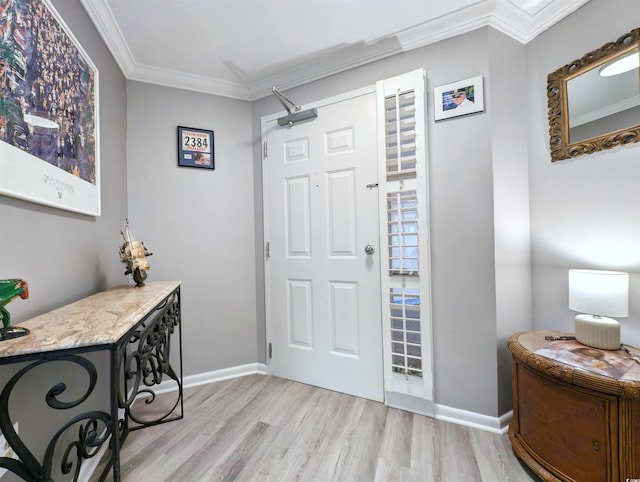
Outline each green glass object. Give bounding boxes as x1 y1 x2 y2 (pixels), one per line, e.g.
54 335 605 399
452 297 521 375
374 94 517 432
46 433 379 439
0 279 30 340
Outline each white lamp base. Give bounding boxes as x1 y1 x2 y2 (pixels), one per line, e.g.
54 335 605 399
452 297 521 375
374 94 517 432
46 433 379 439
574 314 620 350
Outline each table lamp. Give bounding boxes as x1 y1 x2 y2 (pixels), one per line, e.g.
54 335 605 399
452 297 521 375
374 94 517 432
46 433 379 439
568 269 628 350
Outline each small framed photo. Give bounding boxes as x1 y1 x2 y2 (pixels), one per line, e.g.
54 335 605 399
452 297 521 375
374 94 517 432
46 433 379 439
433 76 484 121
177 126 214 169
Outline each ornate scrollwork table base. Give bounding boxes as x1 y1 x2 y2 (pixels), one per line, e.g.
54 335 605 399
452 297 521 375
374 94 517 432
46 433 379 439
0 281 183 482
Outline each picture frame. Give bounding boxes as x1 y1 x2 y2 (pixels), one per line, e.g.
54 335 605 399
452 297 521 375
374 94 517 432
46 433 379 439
177 126 214 169
0 0 100 216
433 75 484 121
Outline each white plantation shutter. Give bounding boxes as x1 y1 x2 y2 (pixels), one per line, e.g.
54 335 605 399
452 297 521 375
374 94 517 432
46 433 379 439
384 91 417 179
387 190 419 276
377 69 433 405
389 287 422 377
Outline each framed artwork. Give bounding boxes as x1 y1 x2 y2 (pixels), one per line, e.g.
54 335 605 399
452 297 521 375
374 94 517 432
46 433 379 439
177 126 214 169
433 75 484 121
0 0 100 216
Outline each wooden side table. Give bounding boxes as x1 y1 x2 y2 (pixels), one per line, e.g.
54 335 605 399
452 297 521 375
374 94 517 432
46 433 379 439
508 330 640 482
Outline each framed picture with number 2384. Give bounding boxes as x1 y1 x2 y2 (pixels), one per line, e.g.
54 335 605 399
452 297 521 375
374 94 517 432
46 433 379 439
177 126 214 170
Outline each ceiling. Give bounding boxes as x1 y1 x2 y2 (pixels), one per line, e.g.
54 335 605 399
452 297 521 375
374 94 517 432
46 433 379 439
80 0 591 101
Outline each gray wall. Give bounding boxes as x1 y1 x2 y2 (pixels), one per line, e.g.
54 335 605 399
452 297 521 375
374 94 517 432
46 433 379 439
527 0 640 346
488 29 532 415
125 82 257 376
252 27 532 417
0 0 127 479
0 0 127 315
2 3 638 464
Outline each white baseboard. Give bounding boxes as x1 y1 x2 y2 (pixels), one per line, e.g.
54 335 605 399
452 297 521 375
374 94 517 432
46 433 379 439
155 362 268 394
157 364 511 435
383 392 512 434
435 404 512 434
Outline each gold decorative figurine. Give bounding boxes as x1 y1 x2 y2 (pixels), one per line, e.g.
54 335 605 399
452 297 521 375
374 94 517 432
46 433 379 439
119 219 153 287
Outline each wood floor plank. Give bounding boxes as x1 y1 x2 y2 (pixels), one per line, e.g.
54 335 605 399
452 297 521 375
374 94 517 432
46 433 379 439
298 394 373 481
433 420 483 482
161 379 284 481
373 458 413 482
271 388 347 480
332 398 386 481
377 407 413 468
90 374 539 481
410 410 437 478
470 426 539 482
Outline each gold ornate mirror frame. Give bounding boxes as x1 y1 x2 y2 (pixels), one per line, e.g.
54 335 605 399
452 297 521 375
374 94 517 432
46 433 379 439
548 28 640 162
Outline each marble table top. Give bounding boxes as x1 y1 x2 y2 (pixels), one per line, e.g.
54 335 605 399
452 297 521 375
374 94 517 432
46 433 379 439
0 280 180 359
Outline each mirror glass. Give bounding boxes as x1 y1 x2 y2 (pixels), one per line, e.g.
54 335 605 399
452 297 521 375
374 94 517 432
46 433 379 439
547 29 640 161
567 47 640 144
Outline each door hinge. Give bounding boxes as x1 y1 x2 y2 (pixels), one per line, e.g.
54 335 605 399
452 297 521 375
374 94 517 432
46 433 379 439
266 241 270 259
263 141 268 158
268 342 272 359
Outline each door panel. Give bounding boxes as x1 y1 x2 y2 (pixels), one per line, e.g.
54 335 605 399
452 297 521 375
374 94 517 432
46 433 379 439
327 169 356 256
285 176 311 256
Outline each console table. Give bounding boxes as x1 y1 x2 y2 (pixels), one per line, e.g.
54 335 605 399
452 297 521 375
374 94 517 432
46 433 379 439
0 281 183 482
508 330 640 482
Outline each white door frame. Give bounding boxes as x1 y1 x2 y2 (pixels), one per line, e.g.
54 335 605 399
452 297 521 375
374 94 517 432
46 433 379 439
261 84 378 377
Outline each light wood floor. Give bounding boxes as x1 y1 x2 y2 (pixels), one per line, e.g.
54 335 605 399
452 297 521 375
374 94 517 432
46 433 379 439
93 375 539 481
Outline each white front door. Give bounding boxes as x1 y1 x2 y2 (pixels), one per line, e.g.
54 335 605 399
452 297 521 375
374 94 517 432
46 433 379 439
263 89 383 401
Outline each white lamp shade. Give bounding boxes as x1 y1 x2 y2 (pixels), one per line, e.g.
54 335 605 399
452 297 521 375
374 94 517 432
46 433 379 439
568 269 629 317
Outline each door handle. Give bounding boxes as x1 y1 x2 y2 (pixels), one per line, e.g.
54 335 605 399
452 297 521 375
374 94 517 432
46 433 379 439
364 244 375 255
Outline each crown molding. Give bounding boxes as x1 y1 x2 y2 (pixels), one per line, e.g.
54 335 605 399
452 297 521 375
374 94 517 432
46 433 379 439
491 0 590 43
80 0 135 75
129 64 251 100
249 2 496 99
81 0 592 101
80 0 251 99
248 37 405 100
397 1 495 51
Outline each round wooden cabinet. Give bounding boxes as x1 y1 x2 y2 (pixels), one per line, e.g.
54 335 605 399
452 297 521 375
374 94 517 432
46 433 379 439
508 331 640 482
